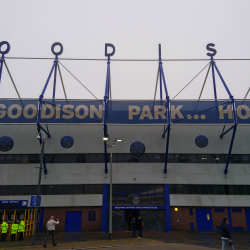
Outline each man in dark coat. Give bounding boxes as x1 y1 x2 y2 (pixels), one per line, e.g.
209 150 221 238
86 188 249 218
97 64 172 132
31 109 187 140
131 217 136 238
137 216 142 238
221 218 234 250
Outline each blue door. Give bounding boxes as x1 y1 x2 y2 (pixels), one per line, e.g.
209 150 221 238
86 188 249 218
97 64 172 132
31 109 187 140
245 209 250 232
65 211 82 232
196 208 213 231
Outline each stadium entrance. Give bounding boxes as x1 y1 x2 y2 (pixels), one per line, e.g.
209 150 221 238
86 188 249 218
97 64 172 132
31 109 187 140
125 210 139 231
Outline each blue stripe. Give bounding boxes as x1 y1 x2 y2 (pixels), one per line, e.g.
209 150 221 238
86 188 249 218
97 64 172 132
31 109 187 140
39 207 44 232
227 207 233 232
101 184 108 232
164 184 171 231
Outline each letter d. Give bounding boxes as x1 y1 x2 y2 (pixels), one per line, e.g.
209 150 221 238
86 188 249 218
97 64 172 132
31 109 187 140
105 43 115 57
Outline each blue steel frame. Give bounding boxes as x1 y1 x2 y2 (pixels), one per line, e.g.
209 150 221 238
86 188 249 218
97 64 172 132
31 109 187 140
103 56 110 173
36 43 63 174
157 44 171 174
103 43 115 173
0 41 11 86
209 55 237 175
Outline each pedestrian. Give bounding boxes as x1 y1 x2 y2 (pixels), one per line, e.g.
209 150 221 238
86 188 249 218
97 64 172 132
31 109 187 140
137 216 143 238
11 220 18 242
221 218 234 250
43 216 59 248
131 217 136 238
0 221 9 242
17 220 25 241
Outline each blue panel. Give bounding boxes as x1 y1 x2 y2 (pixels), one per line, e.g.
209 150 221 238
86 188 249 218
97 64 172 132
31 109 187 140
234 227 244 231
196 208 213 232
216 226 221 231
164 184 171 231
65 211 82 232
214 208 224 213
189 208 193 215
190 223 194 231
232 208 242 213
227 208 233 232
39 208 44 232
245 209 250 232
101 184 108 232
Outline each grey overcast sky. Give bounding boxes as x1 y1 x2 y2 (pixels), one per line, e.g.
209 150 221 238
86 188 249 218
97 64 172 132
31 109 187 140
0 0 250 100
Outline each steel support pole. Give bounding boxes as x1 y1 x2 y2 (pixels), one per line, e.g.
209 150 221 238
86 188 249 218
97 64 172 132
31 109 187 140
211 57 217 100
109 146 113 240
52 57 58 99
0 55 4 85
31 136 44 245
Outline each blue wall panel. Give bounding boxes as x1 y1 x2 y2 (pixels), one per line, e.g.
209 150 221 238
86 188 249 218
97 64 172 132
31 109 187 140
164 184 171 231
101 184 108 232
65 211 82 232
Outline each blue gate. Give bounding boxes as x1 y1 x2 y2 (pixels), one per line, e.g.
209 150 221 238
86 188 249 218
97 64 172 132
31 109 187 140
65 211 82 232
245 209 250 232
196 208 213 232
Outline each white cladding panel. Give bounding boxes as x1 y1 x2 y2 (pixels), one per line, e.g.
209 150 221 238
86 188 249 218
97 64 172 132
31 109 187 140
170 195 250 207
1 124 250 154
0 163 249 185
0 195 102 207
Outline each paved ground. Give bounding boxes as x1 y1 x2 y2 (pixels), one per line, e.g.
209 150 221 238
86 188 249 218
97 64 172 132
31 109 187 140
0 231 249 250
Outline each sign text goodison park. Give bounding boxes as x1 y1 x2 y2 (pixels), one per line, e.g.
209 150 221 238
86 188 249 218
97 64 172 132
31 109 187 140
0 99 250 124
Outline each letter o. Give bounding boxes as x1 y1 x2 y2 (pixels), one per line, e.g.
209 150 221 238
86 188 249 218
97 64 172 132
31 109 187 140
7 104 22 119
237 105 250 119
23 104 37 119
75 105 88 119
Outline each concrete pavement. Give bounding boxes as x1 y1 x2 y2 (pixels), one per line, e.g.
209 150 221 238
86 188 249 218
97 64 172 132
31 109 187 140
0 231 249 249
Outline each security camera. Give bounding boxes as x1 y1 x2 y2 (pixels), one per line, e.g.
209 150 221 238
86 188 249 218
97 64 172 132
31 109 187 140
37 134 40 140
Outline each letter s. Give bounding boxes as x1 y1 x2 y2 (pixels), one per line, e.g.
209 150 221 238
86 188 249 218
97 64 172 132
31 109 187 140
206 43 217 57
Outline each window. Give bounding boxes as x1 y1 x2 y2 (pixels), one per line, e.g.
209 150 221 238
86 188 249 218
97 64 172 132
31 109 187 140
229 186 238 195
238 186 246 195
214 208 224 212
176 154 189 163
88 211 96 221
232 208 242 213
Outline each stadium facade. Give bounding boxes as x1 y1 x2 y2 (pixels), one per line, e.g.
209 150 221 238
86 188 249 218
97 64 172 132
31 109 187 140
0 99 250 233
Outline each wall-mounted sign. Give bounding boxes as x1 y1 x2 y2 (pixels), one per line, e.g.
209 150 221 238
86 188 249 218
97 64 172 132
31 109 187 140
30 196 41 207
0 99 250 124
0 200 28 207
112 206 165 210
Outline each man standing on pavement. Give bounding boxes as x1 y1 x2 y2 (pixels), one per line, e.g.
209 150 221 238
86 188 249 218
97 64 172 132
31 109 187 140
221 218 234 250
43 216 59 248
137 216 142 238
0 221 8 242
131 217 136 238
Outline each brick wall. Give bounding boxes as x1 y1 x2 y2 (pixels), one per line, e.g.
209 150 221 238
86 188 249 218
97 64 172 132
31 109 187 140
231 208 247 231
42 207 102 232
170 207 197 231
211 208 228 231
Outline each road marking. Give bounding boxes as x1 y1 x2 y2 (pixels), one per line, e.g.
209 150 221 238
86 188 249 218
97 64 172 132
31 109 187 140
97 240 115 246
125 238 138 245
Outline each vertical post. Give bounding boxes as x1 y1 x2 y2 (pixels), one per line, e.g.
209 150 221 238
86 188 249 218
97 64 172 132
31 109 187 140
101 184 108 232
0 55 4 85
159 44 163 100
227 208 233 232
211 57 217 100
31 135 44 245
109 146 113 240
39 208 44 232
164 184 171 231
164 126 170 174
3 210 5 222
52 57 58 99
24 210 26 238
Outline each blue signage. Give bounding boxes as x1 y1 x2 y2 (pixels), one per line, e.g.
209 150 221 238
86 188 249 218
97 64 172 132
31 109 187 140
0 200 28 207
0 99 250 124
30 196 41 207
111 206 165 210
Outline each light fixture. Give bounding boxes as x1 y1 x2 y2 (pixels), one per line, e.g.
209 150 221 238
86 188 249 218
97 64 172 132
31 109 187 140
116 138 122 142
175 208 178 211
103 137 109 141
